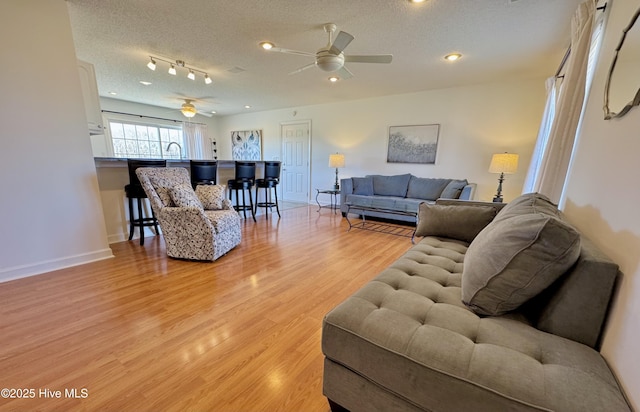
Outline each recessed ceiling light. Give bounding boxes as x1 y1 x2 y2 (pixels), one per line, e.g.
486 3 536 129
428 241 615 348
211 111 217 114
244 105 251 109
139 81 152 85
259 41 275 50
329 76 339 82
409 0 427 3
444 53 462 62
108 91 117 95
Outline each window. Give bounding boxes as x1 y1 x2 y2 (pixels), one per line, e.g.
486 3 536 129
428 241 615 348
106 116 184 159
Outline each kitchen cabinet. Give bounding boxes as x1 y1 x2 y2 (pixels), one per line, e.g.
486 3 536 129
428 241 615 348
77 60 104 135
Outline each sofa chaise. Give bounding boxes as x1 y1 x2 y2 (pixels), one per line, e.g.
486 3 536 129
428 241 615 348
322 193 631 411
340 174 476 223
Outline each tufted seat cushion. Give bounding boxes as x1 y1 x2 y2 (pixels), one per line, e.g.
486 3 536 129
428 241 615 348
322 236 630 411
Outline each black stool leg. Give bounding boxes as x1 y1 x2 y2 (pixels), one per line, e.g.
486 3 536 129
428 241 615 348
248 187 256 222
137 198 145 246
241 188 247 219
151 207 159 234
128 197 135 240
274 186 281 217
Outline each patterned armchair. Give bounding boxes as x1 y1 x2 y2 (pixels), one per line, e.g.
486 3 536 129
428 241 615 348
136 167 241 261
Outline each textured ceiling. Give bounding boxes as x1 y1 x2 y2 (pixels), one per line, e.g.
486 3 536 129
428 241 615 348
66 0 583 117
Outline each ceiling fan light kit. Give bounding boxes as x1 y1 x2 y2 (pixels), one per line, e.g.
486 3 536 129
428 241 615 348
260 23 392 80
180 100 197 118
146 55 212 85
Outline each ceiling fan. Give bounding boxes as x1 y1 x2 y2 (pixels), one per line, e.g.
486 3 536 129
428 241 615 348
262 23 393 79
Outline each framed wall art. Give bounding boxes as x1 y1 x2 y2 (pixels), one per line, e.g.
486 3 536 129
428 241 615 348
387 124 440 164
231 129 262 160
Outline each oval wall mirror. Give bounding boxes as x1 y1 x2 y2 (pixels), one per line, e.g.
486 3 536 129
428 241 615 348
604 7 640 119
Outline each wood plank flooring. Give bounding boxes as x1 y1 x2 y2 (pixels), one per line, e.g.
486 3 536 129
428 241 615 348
0 206 413 412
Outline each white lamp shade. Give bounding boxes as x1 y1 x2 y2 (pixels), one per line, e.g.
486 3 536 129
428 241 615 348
489 153 519 174
329 153 345 168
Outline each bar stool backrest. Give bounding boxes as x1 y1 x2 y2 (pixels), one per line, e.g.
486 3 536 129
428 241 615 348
263 161 281 183
190 160 218 187
235 161 256 183
128 159 167 186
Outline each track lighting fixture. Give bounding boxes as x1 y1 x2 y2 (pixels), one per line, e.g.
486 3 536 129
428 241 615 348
146 55 212 85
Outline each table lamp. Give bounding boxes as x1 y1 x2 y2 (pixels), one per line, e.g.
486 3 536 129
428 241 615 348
489 152 519 203
329 153 345 190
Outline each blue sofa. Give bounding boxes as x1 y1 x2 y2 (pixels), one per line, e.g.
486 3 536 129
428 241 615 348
340 173 476 222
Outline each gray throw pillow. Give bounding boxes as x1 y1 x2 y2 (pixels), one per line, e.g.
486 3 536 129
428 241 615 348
461 197 581 316
352 177 374 195
415 203 498 243
170 183 203 209
406 177 451 200
440 179 468 199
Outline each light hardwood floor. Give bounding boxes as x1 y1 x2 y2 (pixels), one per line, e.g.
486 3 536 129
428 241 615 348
0 205 413 411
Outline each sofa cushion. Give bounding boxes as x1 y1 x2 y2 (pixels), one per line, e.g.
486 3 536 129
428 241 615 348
440 179 469 199
370 174 411 197
461 194 581 316
415 203 498 243
170 183 203 209
196 184 226 210
352 177 374 196
406 176 451 200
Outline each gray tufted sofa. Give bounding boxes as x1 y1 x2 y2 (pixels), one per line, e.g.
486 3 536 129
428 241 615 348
322 195 631 411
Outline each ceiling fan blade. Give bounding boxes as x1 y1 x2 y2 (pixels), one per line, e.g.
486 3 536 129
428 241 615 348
337 66 353 80
198 111 213 118
329 31 354 55
288 63 316 75
270 47 316 57
344 54 393 64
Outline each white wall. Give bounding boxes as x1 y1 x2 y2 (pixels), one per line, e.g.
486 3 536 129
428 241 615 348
562 0 640 407
216 78 547 203
0 0 112 282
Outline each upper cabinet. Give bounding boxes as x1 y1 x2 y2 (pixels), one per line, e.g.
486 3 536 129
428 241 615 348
77 60 104 135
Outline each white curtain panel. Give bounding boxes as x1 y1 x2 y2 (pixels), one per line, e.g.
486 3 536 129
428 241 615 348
523 77 558 193
183 122 207 160
528 0 595 204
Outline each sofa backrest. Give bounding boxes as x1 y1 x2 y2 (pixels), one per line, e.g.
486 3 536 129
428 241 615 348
520 234 619 350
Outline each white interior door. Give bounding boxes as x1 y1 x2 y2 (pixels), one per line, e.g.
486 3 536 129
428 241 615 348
281 121 310 203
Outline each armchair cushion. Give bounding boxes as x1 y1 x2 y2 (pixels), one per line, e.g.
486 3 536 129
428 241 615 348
156 187 174 207
196 184 226 210
169 183 203 209
415 202 498 243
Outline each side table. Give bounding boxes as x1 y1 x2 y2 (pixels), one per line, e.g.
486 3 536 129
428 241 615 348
316 189 340 213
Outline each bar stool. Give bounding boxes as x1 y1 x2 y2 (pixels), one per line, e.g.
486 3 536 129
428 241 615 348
190 160 217 188
125 159 166 245
227 161 256 222
255 161 281 219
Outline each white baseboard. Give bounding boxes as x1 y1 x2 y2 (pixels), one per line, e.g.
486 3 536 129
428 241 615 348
0 248 114 283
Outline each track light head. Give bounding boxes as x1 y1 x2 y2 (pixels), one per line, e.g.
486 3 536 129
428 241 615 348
187 70 195 80
147 57 156 71
168 64 176 75
204 74 212 84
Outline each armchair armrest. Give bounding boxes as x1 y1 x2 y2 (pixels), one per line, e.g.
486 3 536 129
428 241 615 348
436 198 507 214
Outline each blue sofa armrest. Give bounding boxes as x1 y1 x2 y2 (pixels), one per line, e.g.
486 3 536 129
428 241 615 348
460 183 477 200
340 178 353 214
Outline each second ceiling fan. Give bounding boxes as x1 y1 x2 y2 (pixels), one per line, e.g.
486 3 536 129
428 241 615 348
262 23 392 79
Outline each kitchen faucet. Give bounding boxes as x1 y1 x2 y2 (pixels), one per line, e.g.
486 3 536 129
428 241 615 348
166 142 183 159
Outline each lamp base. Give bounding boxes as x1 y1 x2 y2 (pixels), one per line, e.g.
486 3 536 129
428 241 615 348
492 195 503 203
334 183 340 190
